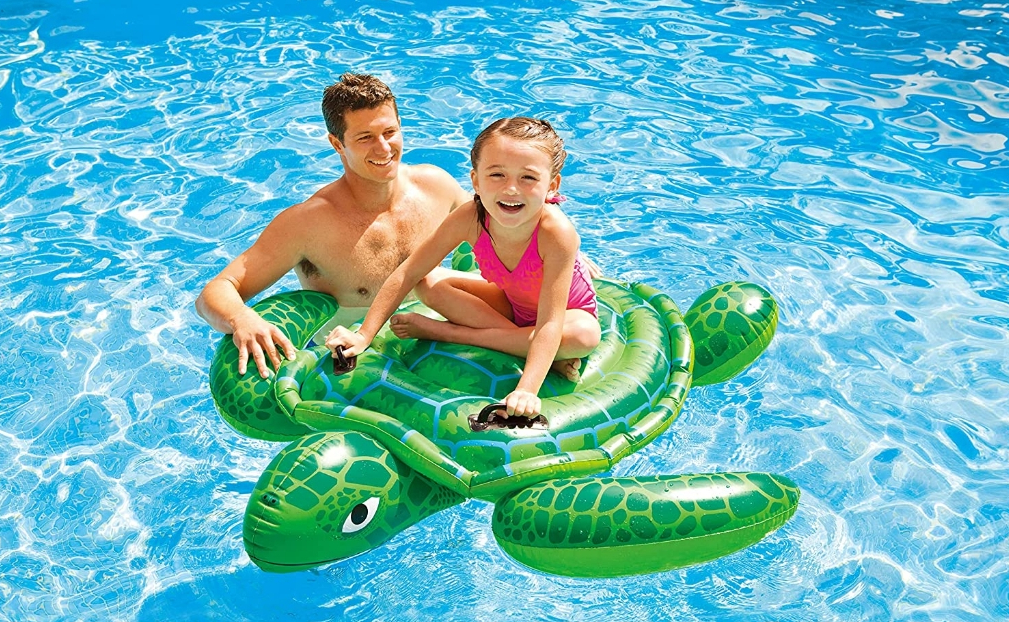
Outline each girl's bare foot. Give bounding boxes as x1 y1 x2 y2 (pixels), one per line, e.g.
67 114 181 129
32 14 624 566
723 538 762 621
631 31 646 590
389 313 445 341
551 358 582 383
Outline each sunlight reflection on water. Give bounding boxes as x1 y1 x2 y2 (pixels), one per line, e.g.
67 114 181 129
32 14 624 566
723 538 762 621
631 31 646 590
1 0 1007 620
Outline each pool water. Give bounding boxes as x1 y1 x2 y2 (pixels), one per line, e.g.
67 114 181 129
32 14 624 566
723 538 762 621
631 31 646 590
2 0 1007 620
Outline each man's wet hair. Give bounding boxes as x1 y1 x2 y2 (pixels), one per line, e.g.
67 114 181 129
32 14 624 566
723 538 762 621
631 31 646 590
322 73 399 142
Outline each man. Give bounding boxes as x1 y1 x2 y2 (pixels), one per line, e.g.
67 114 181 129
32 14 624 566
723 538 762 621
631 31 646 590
196 73 471 378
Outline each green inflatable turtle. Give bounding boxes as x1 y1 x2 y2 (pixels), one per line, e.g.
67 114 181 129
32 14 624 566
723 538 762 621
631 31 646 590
210 265 798 577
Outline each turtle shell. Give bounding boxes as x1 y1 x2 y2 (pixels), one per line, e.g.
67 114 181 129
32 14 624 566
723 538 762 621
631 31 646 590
273 279 693 501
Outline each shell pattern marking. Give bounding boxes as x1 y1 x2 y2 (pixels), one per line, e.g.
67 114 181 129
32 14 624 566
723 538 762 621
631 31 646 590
291 283 679 475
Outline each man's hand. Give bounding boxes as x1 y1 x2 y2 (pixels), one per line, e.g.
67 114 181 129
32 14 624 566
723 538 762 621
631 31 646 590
502 389 541 419
325 326 371 359
579 251 604 279
231 309 297 378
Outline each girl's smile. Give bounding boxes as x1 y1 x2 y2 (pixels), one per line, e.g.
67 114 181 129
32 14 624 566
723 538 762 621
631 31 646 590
496 198 526 214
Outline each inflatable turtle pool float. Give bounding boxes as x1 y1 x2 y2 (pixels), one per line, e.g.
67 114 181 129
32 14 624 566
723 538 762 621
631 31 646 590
210 270 799 577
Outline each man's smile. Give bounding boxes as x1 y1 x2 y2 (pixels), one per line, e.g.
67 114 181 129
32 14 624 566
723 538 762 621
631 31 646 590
369 156 395 167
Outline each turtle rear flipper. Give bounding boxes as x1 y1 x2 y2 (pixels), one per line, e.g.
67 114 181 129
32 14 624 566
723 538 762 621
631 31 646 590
685 281 778 386
491 472 799 577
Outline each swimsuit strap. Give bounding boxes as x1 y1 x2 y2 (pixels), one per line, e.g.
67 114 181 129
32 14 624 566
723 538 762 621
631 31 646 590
475 218 542 274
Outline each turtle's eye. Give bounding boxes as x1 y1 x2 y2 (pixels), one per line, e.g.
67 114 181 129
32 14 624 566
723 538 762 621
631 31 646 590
342 497 380 534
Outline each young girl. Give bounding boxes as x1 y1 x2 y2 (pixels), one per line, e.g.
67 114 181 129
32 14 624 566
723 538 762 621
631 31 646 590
326 117 600 419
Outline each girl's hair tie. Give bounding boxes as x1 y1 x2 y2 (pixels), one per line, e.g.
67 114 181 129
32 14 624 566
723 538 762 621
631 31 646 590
545 194 567 204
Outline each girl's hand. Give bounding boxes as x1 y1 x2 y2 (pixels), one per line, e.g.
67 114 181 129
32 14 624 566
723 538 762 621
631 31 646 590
325 326 370 358
503 389 541 419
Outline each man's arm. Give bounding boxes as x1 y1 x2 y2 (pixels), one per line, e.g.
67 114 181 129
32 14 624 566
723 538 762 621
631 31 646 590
195 206 306 378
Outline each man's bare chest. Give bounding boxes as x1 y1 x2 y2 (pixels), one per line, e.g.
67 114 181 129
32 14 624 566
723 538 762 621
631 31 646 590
297 209 435 303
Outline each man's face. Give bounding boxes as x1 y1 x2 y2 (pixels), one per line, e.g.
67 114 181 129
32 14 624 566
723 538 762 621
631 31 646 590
330 103 402 181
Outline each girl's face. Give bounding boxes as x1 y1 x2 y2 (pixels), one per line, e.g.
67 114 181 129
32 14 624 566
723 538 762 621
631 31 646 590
471 135 561 231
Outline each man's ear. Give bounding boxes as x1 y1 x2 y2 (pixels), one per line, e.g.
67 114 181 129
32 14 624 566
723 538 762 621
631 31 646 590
328 133 345 155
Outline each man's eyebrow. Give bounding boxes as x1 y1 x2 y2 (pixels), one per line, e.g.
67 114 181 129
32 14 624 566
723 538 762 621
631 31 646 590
353 125 397 138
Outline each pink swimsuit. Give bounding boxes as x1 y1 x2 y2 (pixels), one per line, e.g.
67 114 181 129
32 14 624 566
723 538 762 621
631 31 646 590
472 222 597 328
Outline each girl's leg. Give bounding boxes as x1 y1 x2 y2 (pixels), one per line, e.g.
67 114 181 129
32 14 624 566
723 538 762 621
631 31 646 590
411 267 514 328
391 308 601 381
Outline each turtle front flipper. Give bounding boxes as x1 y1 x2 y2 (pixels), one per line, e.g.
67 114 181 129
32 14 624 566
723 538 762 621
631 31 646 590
491 472 799 577
210 290 340 441
243 431 465 573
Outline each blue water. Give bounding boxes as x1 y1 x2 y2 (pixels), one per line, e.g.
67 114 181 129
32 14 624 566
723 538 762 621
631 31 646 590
2 0 1007 620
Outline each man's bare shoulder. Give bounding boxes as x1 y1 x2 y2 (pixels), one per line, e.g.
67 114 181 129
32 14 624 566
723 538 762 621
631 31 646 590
403 163 468 199
404 162 454 183
257 186 344 243
275 180 345 218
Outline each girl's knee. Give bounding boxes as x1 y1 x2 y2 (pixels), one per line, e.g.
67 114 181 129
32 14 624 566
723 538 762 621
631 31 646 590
563 316 601 355
415 273 435 298
416 274 451 307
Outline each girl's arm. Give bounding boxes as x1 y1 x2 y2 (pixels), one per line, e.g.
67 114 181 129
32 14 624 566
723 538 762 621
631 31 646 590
326 202 479 356
510 209 581 408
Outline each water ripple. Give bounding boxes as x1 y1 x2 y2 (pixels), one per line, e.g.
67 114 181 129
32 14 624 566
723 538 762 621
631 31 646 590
1 0 1007 621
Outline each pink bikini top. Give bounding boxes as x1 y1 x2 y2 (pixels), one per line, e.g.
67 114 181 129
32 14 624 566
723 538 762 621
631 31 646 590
472 220 596 323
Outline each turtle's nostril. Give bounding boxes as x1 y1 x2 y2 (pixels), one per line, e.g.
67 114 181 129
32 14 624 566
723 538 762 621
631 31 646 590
261 493 279 507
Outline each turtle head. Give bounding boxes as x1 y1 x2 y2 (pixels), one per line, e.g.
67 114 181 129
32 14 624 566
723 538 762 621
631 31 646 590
243 431 410 572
